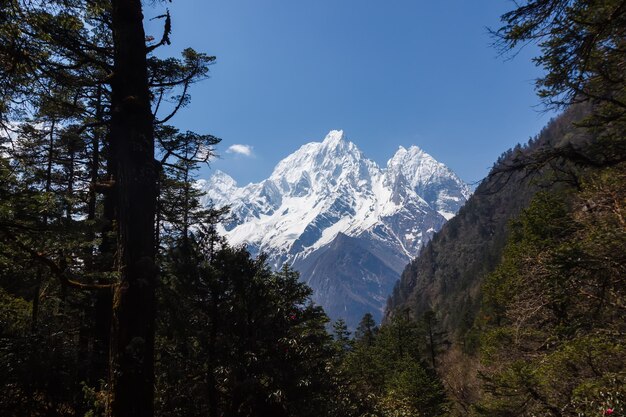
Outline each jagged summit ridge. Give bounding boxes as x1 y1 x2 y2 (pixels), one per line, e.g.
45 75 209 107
386 145 472 219
200 130 470 327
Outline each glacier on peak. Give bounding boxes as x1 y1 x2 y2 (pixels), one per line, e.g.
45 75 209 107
198 130 470 327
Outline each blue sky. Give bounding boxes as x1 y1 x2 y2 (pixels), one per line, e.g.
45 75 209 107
145 0 555 186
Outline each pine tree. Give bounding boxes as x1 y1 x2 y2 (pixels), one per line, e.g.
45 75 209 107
333 319 353 354
0 1 216 415
421 310 448 370
492 0 626 172
354 312 378 347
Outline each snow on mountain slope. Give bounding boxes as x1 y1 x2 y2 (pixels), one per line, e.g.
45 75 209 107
386 145 472 220
198 130 470 327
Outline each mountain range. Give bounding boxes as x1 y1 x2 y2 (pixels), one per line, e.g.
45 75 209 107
199 130 470 327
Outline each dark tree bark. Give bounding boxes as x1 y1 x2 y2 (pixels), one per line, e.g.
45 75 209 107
107 0 158 416
92 128 115 386
31 120 57 333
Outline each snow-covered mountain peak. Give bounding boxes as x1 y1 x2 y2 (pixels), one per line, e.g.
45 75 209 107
319 129 360 158
391 144 425 158
199 130 471 327
269 130 370 194
202 170 237 195
208 169 237 187
197 170 238 209
385 146 471 219
387 144 433 174
322 129 346 146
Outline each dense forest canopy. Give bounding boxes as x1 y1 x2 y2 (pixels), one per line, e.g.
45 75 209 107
0 0 624 416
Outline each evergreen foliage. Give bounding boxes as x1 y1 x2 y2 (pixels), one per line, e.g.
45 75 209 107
336 311 450 417
157 237 337 417
388 2 626 415
1 0 623 416
0 0 217 415
476 172 626 416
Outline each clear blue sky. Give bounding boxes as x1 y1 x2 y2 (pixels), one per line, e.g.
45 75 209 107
145 0 555 186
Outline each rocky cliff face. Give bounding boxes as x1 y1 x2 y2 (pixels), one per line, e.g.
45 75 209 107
199 130 470 327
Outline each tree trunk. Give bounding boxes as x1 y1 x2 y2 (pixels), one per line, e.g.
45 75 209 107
92 128 114 386
107 0 158 416
31 120 57 332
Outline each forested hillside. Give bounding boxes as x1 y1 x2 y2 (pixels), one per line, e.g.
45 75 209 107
387 0 626 414
386 104 590 336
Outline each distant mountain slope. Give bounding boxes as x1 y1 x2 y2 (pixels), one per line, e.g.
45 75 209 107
385 106 590 335
199 130 470 327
